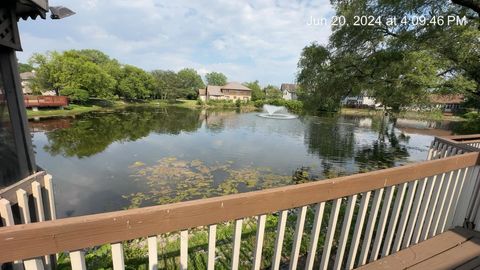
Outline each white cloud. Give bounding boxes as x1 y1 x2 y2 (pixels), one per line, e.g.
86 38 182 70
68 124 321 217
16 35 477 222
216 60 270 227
16 0 333 85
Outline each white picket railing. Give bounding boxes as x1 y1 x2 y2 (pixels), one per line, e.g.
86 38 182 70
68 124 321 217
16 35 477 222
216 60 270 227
0 171 56 270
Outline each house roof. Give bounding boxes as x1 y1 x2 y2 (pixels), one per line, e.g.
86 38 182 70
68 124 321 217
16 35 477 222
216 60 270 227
281 83 297 93
20 72 35 80
222 82 251 91
430 94 464 104
205 82 252 96
207 85 223 96
198 88 206 96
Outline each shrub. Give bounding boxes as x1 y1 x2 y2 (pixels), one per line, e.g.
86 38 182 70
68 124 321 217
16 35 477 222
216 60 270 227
206 99 236 107
284 100 304 113
235 99 241 108
254 100 265 108
59 88 90 104
196 99 205 106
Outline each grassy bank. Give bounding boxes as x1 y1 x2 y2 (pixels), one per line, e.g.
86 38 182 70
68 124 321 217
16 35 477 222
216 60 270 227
175 99 257 110
340 108 464 122
26 99 261 119
28 100 464 122
26 104 107 119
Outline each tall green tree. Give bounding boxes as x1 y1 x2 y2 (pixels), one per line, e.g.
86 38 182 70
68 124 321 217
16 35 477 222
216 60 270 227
151 70 182 100
117 65 155 100
75 49 123 90
18 62 33 73
298 0 479 112
243 81 265 101
177 68 205 99
205 72 227 86
297 44 354 111
29 52 56 94
263 85 282 99
29 51 116 98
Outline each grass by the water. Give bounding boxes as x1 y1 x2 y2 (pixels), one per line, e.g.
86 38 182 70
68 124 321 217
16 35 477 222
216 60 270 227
26 99 258 119
27 104 104 119
340 108 464 122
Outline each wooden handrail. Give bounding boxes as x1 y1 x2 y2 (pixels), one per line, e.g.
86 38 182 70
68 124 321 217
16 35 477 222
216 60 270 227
0 152 478 263
0 171 46 204
444 134 480 142
434 137 478 153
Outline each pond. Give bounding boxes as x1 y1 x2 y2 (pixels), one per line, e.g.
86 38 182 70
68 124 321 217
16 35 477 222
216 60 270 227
29 106 457 218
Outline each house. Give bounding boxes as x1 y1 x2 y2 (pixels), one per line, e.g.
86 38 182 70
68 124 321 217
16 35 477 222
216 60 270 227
198 82 252 101
20 71 35 94
19 71 57 96
430 94 464 113
198 88 207 101
281 83 298 100
341 92 377 108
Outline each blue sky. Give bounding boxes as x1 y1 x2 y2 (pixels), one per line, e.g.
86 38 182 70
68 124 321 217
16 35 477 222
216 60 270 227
17 0 333 86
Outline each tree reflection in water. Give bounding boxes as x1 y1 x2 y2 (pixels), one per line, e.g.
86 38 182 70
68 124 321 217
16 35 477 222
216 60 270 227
303 115 355 163
43 107 202 158
355 117 410 172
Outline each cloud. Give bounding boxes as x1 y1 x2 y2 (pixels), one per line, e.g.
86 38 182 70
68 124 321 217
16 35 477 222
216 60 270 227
16 0 333 85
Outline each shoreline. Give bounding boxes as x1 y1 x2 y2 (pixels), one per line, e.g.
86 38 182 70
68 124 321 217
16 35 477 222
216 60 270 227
340 108 465 122
27 101 465 123
26 99 258 119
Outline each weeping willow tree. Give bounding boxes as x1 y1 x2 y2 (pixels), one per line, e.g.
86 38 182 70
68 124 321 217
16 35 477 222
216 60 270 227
297 0 480 113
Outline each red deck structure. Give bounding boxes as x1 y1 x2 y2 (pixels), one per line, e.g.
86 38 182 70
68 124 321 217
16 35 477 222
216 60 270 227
24 95 68 108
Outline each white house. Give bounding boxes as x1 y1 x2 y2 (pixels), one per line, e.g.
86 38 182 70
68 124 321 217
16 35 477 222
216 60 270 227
430 94 464 114
281 83 297 100
341 92 377 108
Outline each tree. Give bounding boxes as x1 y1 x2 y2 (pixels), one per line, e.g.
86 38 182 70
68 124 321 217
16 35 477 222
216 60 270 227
329 0 479 105
59 88 89 104
29 52 57 94
151 70 182 100
263 85 282 99
117 65 156 100
75 49 123 91
297 44 354 111
205 72 227 86
243 81 265 101
177 68 205 99
18 62 33 73
297 1 479 112
29 50 116 98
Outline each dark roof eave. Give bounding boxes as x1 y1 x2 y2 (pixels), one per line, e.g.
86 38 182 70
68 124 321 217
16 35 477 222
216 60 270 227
15 0 48 20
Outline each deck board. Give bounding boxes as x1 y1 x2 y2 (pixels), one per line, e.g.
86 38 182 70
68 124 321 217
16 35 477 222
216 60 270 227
455 256 480 270
409 239 480 270
358 228 480 270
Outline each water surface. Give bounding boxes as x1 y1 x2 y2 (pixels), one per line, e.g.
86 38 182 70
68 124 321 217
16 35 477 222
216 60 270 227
29 107 455 218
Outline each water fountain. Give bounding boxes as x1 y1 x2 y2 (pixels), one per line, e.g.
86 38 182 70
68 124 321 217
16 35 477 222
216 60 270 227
257 104 297 119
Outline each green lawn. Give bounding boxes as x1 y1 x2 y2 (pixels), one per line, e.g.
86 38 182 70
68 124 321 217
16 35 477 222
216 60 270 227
27 104 103 119
25 99 257 120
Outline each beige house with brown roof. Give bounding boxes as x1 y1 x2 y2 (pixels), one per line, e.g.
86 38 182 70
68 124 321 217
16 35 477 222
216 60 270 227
199 82 252 101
